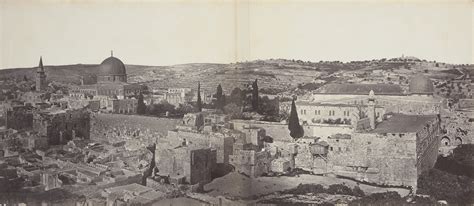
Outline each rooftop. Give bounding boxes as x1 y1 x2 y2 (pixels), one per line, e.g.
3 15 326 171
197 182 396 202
366 114 437 134
316 83 404 95
296 101 383 108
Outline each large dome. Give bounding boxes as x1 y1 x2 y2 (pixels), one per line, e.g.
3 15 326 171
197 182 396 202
409 74 434 94
97 55 127 83
100 56 126 76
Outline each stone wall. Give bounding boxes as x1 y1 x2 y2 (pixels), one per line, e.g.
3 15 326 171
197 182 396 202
415 115 441 178
440 109 473 145
326 132 418 189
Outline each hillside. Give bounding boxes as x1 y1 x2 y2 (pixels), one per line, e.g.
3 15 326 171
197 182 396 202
1 58 471 95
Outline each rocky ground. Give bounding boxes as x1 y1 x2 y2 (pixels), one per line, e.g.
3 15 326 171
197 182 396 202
203 172 410 201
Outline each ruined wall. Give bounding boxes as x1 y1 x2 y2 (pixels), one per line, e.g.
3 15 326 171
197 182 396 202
33 109 90 145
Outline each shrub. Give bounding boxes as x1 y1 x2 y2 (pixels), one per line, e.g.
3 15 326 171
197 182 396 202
417 168 474 205
327 184 354 195
350 191 405 206
288 184 325 194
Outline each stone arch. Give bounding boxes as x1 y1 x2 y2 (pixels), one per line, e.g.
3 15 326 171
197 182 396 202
454 137 463 146
440 136 451 146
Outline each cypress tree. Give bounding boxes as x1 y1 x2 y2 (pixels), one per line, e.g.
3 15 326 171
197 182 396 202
137 92 147 114
288 99 304 140
252 79 259 112
216 84 223 110
197 82 202 112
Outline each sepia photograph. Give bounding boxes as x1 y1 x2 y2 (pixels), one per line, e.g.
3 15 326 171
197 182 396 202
0 0 473 205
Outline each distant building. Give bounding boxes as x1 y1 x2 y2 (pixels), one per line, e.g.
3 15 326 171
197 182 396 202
163 87 212 106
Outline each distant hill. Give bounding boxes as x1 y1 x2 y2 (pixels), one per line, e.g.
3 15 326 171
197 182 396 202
1 58 471 95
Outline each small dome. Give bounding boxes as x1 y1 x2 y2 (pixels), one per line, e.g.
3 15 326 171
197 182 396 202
409 74 434 94
99 56 126 76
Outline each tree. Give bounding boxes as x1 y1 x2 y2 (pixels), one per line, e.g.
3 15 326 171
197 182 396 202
251 79 259 112
137 93 147 114
288 99 304 140
229 87 243 106
216 84 224 110
197 82 202 112
223 103 242 119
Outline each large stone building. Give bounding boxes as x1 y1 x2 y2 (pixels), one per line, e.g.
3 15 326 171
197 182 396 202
281 74 442 118
69 54 146 113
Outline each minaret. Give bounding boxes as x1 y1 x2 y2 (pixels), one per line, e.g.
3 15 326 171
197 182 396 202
367 90 376 130
36 57 47 92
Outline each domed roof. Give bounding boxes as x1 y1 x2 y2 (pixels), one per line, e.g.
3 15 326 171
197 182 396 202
409 74 434 94
99 56 126 76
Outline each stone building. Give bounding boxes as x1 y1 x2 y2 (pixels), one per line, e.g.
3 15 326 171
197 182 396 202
281 74 442 117
155 143 217 185
228 126 272 177
109 98 137 114
163 88 193 106
33 108 90 145
163 87 213 106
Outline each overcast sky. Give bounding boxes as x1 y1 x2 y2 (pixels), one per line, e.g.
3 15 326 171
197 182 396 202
0 0 472 69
